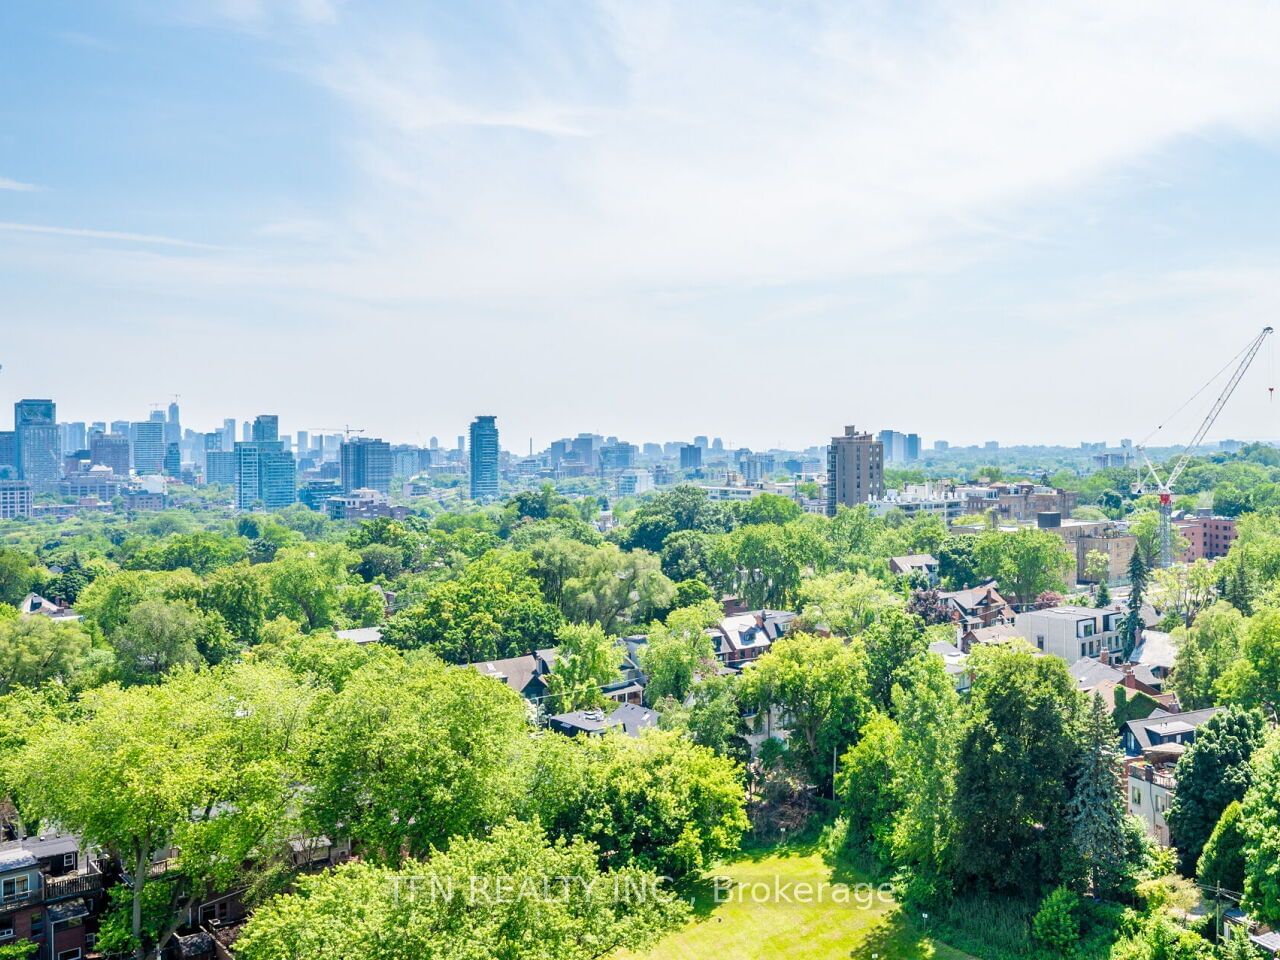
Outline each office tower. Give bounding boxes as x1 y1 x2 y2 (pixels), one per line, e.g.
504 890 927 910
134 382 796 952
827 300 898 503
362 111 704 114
90 434 131 477
15 399 60 483
111 420 130 438
205 450 236 486
571 433 603 472
742 452 775 483
642 443 662 458
679 444 702 470
242 422 252 443
251 414 279 442
165 401 181 445
694 435 709 450
712 437 724 452
934 440 950 451
149 410 165 423
600 441 637 471
826 426 884 516
0 432 15 476
985 440 999 450
457 435 466 453
163 442 181 478
468 416 499 501
222 419 236 451
90 421 107 437
905 433 921 462
340 436 393 494
429 436 439 450
131 420 165 474
61 421 87 453
295 431 309 455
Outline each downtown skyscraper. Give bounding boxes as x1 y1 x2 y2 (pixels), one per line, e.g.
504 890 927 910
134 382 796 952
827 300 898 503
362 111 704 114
469 415 499 501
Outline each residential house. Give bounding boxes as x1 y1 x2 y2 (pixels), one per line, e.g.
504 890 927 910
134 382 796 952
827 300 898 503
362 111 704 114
1127 747 1180 846
1128 630 1177 687
0 835 104 960
1015 605 1125 663
960 621 1022 652
939 581 1013 632
888 554 939 585
712 610 795 667
928 640 971 693
1122 707 1220 757
547 703 658 738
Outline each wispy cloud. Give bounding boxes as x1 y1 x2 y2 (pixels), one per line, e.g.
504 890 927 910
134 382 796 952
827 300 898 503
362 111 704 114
0 221 217 249
0 177 39 192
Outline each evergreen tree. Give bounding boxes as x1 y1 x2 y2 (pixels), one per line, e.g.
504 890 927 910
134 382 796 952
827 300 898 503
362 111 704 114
1068 694 1127 892
1095 580 1111 608
1123 549 1148 658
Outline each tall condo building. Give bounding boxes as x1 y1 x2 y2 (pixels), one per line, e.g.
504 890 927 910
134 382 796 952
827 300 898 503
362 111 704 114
826 426 884 516
131 420 165 475
469 415 499 501
233 415 296 510
90 434 131 478
340 437 393 494
15 399 61 484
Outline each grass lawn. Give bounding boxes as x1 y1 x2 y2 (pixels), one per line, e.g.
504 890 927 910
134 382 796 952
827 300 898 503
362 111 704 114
616 845 975 960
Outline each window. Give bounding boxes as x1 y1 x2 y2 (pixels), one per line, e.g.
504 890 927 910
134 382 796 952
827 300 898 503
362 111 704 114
0 926 12 942
58 950 82 960
0 876 29 901
1081 643 1087 658
1080 622 1095 638
85 933 96 950
1131 788 1142 805
1036 635 1045 650
30 912 44 937
62 853 76 870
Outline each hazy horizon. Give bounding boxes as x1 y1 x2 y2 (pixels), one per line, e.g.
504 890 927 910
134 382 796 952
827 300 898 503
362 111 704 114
5 2 1280 451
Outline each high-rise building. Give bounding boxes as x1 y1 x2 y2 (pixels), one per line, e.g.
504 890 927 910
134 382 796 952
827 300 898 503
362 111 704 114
111 420 130 438
934 440 950 451
0 432 15 477
905 433 921 462
429 436 439 450
600 441 637 472
90 434 131 478
163 442 182 478
469 416 499 501
0 480 33 519
131 420 165 474
295 431 309 456
61 421 87 453
251 415 279 443
694 435 709 450
826 426 884 516
165 401 181 445
340 437 393 494
206 450 236 486
234 419 296 510
15 400 60 484
679 444 702 470
242 422 252 443
222 419 236 451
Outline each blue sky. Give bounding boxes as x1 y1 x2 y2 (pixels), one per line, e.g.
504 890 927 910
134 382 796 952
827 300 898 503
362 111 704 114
5 1 1280 451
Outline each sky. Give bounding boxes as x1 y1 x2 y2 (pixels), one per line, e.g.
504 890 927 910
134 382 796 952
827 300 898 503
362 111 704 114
5 1 1280 452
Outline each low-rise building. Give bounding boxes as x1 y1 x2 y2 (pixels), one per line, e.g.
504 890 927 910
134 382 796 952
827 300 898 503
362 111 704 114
1175 514 1238 561
888 554 939 584
1015 604 1125 662
0 481 32 520
548 703 658 738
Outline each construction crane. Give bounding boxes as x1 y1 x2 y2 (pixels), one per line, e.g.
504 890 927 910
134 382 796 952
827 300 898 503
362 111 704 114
308 425 365 439
1137 325 1273 568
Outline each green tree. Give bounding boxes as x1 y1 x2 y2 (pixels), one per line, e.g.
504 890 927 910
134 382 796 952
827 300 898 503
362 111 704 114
936 535 980 590
638 601 720 705
1241 731 1280 924
304 656 529 864
1216 608 1280 721
382 551 562 663
620 486 734 553
973 528 1074 608
658 673 750 762
1123 548 1148 658
737 492 802 526
862 608 927 711
199 562 266 645
836 711 902 868
1032 886 1081 956
890 653 960 903
951 643 1082 892
794 571 900 636
544 622 621 713
0 616 91 695
1171 602 1246 710
234 820 687 960
737 632 871 785
525 730 748 879
8 664 311 960
0 548 41 607
1166 707 1266 874
1069 694 1128 891
561 544 675 634
1198 800 1248 895
109 598 209 684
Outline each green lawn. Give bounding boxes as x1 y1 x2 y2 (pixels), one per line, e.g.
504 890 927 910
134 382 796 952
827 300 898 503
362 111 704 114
616 846 975 960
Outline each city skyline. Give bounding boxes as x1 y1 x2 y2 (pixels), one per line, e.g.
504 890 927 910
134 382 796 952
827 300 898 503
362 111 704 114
7 4 1280 448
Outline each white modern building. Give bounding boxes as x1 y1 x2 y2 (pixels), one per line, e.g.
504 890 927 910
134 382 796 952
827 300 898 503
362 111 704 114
1015 605 1125 662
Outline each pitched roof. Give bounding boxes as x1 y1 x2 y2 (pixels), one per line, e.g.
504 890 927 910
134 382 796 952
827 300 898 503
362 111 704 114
0 848 37 872
1129 630 1177 671
1070 657 1124 692
335 626 383 645
940 580 1009 614
889 554 938 574
1124 707 1220 753
548 702 658 738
